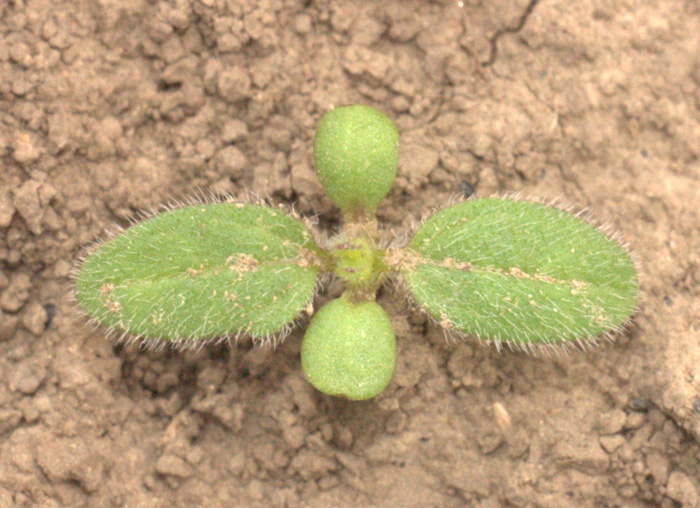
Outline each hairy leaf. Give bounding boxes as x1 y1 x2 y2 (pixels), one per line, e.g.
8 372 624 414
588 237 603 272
301 297 396 400
400 198 638 346
75 203 320 341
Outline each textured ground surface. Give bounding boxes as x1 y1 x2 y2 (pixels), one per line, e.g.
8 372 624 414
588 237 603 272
1 0 700 507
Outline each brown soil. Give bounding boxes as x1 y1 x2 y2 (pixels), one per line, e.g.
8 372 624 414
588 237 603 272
1 0 700 507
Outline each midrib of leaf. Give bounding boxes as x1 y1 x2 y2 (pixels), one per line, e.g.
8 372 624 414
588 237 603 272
400 251 609 292
109 256 314 287
86 222 314 286
408 198 637 290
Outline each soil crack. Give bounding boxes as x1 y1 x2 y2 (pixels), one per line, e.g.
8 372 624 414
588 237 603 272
483 0 541 67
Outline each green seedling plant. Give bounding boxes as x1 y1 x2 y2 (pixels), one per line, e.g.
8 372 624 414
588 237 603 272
75 105 639 400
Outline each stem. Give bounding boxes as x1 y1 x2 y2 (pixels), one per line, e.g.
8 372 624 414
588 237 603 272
330 212 388 302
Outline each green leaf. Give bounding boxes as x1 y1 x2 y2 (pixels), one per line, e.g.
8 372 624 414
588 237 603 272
301 296 396 400
313 105 399 215
399 198 639 347
75 203 321 342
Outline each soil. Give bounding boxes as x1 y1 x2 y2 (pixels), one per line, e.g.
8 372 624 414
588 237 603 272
1 0 699 507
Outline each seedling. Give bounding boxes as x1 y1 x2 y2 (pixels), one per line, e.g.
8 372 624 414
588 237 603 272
74 105 639 400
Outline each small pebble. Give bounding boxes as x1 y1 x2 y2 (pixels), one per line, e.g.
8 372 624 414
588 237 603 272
17 397 40 423
294 14 312 34
216 66 252 103
196 365 226 391
599 435 626 453
32 435 103 494
9 359 47 395
477 432 504 454
335 426 353 449
320 423 334 442
598 409 626 435
11 133 41 164
22 302 48 336
281 424 307 450
215 146 247 179
667 471 700 507
0 311 19 341
618 443 636 462
247 479 265 500
143 474 157 490
6 249 21 266
217 33 241 53
157 392 183 417
156 454 193 478
628 397 651 411
0 273 32 313
9 42 33 67
156 372 180 394
228 452 246 476
385 410 407 434
186 446 203 465
646 451 670 484
221 119 248 144
42 19 58 40
0 190 15 228
53 260 72 278
624 411 647 430
618 483 638 498
242 346 273 377
195 138 216 159
6 331 33 360
0 408 23 435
